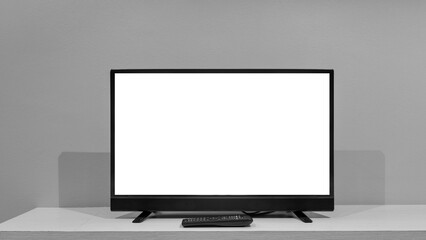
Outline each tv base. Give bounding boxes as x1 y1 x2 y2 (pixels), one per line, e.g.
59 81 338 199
132 211 152 223
131 210 312 223
292 211 312 223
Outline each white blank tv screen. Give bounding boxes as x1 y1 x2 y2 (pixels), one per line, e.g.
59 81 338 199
114 72 330 195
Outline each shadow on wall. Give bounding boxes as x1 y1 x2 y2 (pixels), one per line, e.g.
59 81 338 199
58 152 110 207
58 151 385 207
334 150 385 205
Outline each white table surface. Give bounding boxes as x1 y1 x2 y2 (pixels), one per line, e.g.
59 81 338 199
1 205 426 232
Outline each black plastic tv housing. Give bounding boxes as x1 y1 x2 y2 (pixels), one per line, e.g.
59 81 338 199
110 69 334 223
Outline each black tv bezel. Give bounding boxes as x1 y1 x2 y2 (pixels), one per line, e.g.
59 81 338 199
111 69 334 211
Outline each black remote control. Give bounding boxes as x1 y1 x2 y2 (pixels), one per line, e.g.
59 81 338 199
182 215 253 227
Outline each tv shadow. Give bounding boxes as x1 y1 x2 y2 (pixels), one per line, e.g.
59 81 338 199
58 150 385 217
334 150 385 205
58 152 110 207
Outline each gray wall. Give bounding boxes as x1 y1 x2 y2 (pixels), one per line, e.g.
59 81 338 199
1 0 426 223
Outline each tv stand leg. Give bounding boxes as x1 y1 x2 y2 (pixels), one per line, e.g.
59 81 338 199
132 211 152 223
292 211 312 223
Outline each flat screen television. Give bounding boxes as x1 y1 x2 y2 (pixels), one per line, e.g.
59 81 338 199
111 69 334 222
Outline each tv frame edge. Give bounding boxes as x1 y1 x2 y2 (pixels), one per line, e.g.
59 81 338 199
110 69 334 212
